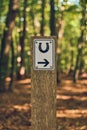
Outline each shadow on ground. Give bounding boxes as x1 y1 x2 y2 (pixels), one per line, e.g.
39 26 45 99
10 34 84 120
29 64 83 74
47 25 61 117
57 78 87 130
0 79 31 130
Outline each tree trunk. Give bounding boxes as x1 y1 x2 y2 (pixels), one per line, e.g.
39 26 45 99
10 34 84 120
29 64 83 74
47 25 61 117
73 32 84 82
68 41 74 76
8 40 15 91
50 0 56 35
73 1 86 82
30 8 36 35
0 0 18 92
79 56 84 75
40 0 46 36
57 10 64 84
17 0 27 80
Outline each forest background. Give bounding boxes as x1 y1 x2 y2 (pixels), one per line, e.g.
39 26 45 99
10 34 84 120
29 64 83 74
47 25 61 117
0 0 87 91
0 0 87 130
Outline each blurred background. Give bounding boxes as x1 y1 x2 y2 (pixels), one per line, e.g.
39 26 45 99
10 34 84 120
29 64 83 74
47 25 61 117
0 0 87 92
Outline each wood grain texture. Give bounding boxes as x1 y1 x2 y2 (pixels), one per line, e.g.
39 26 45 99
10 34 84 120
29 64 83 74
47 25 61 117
31 36 57 130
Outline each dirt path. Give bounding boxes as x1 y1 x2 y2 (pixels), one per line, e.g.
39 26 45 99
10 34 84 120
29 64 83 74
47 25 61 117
0 78 87 130
0 79 31 130
57 78 87 130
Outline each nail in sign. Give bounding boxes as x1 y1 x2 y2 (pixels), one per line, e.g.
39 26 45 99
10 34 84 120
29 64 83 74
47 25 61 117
33 38 55 70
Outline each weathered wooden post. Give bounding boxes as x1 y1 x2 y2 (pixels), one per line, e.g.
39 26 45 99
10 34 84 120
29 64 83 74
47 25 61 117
31 36 56 130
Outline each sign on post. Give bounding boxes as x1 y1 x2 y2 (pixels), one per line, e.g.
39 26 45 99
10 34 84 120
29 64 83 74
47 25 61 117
31 36 56 130
33 39 55 70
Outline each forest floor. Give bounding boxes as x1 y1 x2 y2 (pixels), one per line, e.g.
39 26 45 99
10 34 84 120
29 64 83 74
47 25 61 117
0 74 87 130
57 74 87 130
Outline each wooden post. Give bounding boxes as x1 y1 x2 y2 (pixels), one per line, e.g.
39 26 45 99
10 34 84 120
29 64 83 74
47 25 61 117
31 36 57 130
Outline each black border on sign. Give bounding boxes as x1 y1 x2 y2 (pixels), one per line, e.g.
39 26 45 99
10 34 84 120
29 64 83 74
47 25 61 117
33 38 55 70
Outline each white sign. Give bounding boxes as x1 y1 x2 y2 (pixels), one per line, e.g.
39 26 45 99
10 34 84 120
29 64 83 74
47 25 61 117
33 38 55 70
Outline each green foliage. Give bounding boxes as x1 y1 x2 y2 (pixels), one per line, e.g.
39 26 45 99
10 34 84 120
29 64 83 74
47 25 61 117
0 0 87 78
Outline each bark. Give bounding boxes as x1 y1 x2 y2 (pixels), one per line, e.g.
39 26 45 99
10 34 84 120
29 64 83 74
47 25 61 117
20 0 27 67
68 41 74 76
50 0 56 35
79 57 84 75
30 9 36 35
0 0 18 92
57 11 64 84
40 0 46 36
73 2 86 82
73 31 84 82
8 40 15 91
17 0 27 79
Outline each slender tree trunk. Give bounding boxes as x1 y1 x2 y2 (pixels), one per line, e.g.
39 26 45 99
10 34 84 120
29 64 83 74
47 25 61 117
57 10 64 84
17 0 27 79
40 0 46 36
73 1 86 82
50 0 56 35
50 0 61 84
68 41 74 75
30 8 36 35
8 40 15 91
73 32 84 82
79 56 84 75
20 0 27 67
0 0 18 92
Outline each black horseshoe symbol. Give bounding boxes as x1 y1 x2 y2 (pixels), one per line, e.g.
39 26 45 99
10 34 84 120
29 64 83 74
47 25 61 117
39 42 49 53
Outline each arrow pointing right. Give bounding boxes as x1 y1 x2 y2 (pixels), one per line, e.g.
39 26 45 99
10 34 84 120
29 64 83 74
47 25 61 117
38 59 49 67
